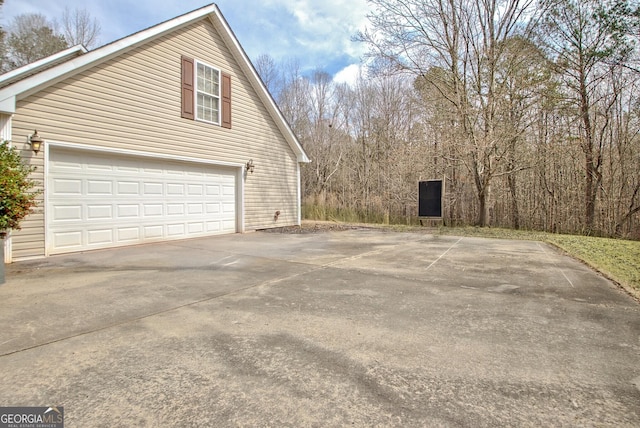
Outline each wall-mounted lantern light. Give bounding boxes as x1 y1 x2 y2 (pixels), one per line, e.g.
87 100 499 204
246 159 255 174
29 130 43 155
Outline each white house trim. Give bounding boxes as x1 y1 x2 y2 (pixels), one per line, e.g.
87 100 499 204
0 45 88 89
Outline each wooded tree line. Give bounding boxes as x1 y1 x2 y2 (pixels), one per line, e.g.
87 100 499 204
0 1 637 238
256 0 640 239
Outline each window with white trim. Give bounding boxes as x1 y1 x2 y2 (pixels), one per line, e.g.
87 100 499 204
196 61 220 124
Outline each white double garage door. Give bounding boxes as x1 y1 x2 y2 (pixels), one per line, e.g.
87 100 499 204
47 147 238 255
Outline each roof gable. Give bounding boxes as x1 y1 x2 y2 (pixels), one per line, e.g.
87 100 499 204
0 3 309 163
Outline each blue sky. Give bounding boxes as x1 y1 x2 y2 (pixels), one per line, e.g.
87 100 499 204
1 0 370 83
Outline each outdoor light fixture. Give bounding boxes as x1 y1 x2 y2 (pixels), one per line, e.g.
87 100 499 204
29 130 43 155
246 159 255 174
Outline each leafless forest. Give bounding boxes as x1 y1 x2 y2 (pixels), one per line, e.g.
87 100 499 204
256 0 640 239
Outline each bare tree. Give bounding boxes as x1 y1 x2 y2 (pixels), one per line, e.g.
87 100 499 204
539 0 638 233
3 13 67 70
357 0 540 226
253 53 281 99
61 7 101 49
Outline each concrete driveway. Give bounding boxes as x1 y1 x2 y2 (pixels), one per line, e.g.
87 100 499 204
0 229 639 427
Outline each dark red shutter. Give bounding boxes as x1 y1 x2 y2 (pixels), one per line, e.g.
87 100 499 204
221 72 231 129
181 56 195 120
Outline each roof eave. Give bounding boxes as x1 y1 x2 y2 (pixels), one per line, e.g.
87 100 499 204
0 44 88 87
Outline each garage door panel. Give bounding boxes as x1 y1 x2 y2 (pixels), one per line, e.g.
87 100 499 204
144 204 163 216
206 203 220 214
143 167 163 175
117 204 140 218
143 225 164 239
167 224 185 236
53 231 82 249
118 227 140 241
53 205 82 221
117 181 140 195
188 184 204 195
87 180 112 195
52 178 82 195
188 203 204 215
207 221 221 232
53 158 83 170
86 162 114 172
187 222 204 234
88 229 113 245
206 185 221 196
167 184 185 195
87 205 113 219
143 182 163 195
167 204 184 215
48 148 237 255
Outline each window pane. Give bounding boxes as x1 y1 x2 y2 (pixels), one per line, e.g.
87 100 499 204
212 98 219 115
212 70 219 95
196 93 219 123
195 62 220 123
197 64 206 91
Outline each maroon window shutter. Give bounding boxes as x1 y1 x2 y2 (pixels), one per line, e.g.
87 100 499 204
181 56 195 120
221 72 232 129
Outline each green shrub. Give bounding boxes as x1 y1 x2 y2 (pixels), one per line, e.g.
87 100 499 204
0 141 40 237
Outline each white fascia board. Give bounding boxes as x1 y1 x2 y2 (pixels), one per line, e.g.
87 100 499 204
0 96 16 114
211 7 311 164
0 45 88 87
0 4 219 107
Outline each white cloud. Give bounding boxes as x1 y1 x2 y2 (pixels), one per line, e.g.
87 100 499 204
272 0 370 61
1 0 373 78
333 63 362 86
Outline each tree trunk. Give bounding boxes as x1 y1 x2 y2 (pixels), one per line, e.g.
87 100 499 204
584 147 596 233
580 67 596 234
508 172 520 230
477 186 488 227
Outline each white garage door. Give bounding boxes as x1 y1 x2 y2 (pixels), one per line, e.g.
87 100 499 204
47 148 237 255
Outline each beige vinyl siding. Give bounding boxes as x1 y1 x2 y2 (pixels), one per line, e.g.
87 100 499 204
10 19 299 259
